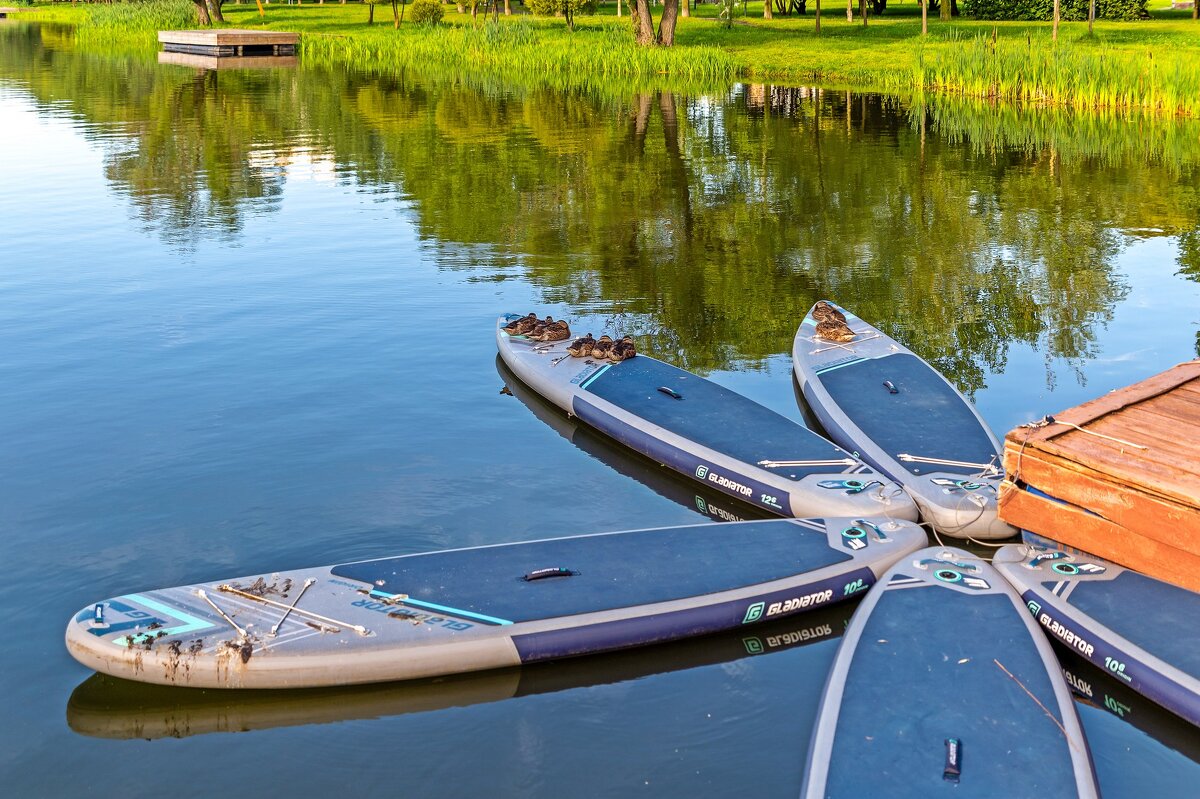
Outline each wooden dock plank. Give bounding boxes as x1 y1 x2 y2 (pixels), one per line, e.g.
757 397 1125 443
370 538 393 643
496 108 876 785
1007 361 1200 447
1091 410 1200 462
158 29 298 46
1142 391 1200 423
1002 448 1198 555
997 481 1200 591
1016 431 1200 507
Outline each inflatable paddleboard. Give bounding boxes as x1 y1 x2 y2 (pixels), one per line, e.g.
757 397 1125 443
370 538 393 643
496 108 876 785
802 546 1098 798
792 302 1015 540
68 601 857 739
497 315 917 522
66 518 924 689
994 543 1200 727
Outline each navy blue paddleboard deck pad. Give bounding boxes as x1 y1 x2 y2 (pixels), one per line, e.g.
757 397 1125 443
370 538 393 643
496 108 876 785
496 315 918 522
803 546 1098 799
65 518 927 689
792 302 1015 540
994 544 1200 726
814 354 998 476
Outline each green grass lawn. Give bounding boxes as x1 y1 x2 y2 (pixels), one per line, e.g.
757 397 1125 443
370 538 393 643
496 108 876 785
24 2 1200 114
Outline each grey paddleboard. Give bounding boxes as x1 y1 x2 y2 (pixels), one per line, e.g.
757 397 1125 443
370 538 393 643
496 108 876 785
791 302 1016 540
994 543 1200 727
66 518 925 689
498 315 918 522
802 546 1099 799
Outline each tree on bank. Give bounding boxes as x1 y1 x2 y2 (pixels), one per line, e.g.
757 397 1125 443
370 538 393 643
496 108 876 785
191 0 226 25
632 0 681 45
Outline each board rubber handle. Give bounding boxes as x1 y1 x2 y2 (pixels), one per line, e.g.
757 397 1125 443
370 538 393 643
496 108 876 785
883 380 899 394
522 567 577 582
657 386 683 399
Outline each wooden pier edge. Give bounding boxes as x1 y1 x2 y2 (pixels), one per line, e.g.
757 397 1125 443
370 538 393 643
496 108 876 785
998 481 1200 592
157 29 299 58
999 360 1200 590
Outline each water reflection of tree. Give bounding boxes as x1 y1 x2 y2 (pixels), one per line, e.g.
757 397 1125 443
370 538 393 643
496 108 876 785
4 24 1197 386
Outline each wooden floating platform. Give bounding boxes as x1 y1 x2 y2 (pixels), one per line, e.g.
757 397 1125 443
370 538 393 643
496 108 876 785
158 29 298 58
0 6 23 18
158 51 298 71
998 360 1200 591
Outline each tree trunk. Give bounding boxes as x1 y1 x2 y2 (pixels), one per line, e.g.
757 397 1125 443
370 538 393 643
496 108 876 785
617 0 621 17
1087 0 1094 33
1052 0 1059 40
859 0 865 24
846 0 851 21
368 3 374 23
939 0 949 20
392 0 400 25
504 0 510 12
192 0 212 24
456 1 464 11
681 0 689 17
814 0 820 33
632 0 655 44
206 0 225 22
255 0 264 16
921 0 926 34
657 0 679 44
764 0 772 19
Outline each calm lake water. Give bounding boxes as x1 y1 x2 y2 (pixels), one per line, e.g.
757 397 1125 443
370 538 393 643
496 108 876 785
1 21 1198 797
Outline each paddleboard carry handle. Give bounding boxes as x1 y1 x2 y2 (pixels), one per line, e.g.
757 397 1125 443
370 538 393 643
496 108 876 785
883 380 899 394
523 567 578 582
657 386 683 400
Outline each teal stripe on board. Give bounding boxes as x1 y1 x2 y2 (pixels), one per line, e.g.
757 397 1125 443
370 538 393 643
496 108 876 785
815 358 866 375
579 363 611 391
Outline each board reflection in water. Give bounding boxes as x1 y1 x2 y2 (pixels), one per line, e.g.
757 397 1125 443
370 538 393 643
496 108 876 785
68 601 855 740
497 356 773 526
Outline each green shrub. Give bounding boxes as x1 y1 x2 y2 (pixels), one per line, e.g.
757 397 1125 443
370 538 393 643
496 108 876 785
526 0 597 17
410 0 444 24
960 0 1148 21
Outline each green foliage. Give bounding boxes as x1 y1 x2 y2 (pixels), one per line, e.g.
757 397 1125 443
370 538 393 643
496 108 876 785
82 0 196 32
960 0 1148 21
410 0 444 23
302 18 736 85
913 33 1200 117
526 0 597 17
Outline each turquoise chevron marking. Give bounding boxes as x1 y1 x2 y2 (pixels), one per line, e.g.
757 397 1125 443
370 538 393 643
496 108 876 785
578 363 612 391
111 593 215 647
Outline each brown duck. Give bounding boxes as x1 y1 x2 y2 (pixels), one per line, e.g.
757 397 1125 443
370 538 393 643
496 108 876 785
608 336 637 362
812 301 848 325
815 319 855 343
526 315 557 340
590 334 614 360
531 319 571 342
567 334 595 357
503 313 538 336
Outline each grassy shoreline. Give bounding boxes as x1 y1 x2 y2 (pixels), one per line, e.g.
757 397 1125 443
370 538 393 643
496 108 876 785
22 2 1200 116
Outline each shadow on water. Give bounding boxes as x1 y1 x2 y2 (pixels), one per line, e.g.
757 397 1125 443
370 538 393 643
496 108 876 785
67 600 856 740
496 356 773 525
